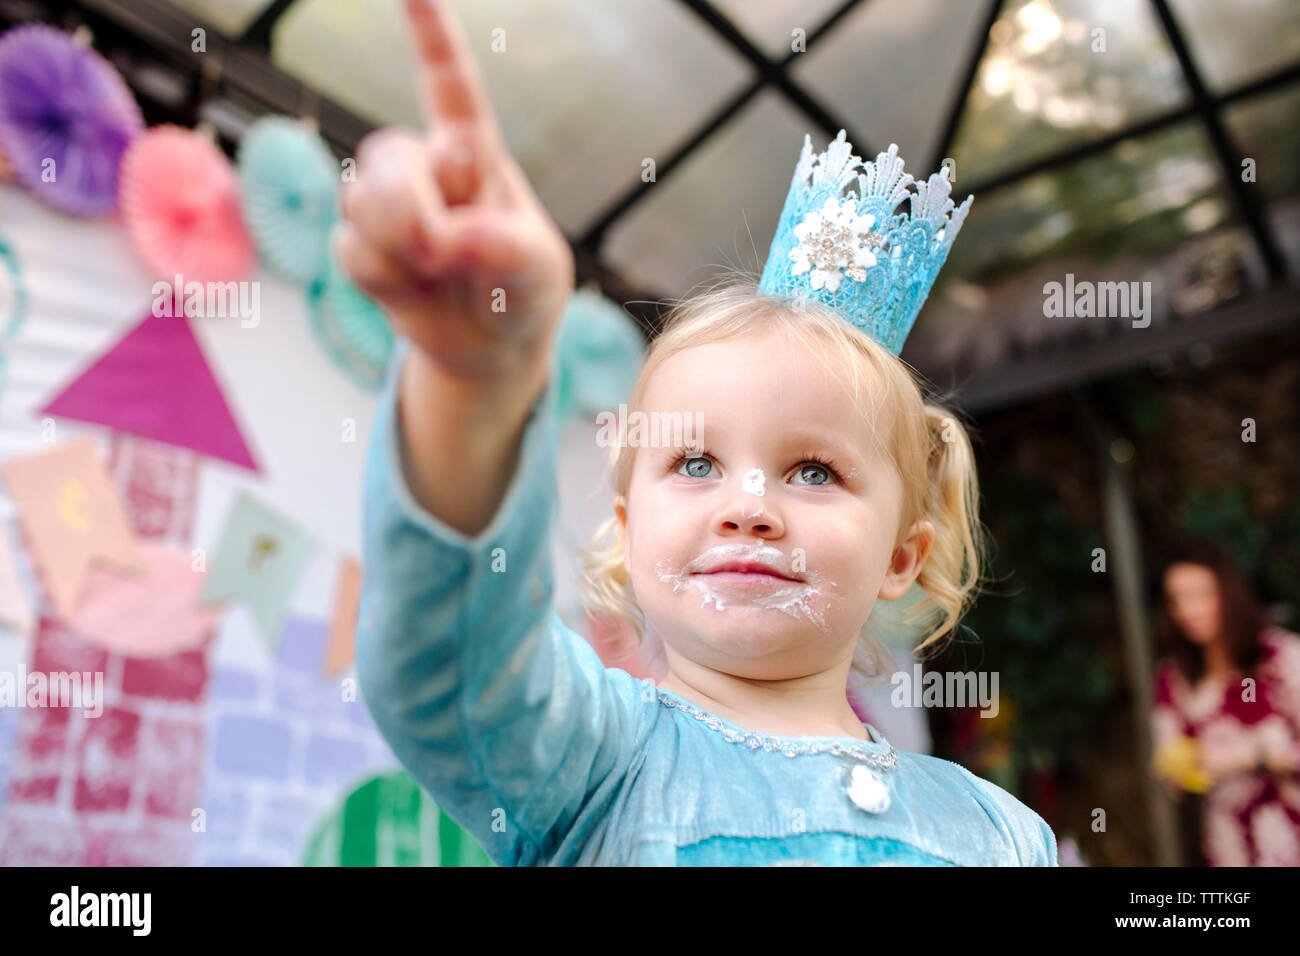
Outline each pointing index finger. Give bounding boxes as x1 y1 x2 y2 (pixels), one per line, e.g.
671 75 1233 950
404 0 498 138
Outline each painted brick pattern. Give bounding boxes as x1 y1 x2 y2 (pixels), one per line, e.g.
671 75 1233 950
196 614 394 866
0 435 209 865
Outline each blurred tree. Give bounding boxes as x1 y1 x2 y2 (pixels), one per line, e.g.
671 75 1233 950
935 472 1116 787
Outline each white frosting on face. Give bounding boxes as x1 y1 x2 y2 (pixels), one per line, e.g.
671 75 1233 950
741 468 766 496
653 544 843 631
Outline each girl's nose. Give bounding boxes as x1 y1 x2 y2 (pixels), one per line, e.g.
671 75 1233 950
719 498 781 537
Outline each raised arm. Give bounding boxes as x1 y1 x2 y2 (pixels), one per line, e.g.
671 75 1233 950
344 0 649 866
337 0 574 535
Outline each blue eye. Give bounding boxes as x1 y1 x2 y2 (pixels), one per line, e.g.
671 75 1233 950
794 463 831 485
669 449 842 485
676 454 713 478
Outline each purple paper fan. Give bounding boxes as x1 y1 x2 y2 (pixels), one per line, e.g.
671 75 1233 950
0 24 144 216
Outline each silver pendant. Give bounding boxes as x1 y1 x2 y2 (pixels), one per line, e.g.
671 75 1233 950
846 764 891 814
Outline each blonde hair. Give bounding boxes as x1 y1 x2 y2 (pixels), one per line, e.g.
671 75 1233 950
579 277 992 687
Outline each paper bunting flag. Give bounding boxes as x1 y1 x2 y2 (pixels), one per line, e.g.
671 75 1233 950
0 522 34 638
0 438 145 618
201 490 313 648
67 541 222 657
40 309 260 472
324 554 360 678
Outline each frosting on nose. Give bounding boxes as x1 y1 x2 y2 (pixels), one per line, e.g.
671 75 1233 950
742 468 766 496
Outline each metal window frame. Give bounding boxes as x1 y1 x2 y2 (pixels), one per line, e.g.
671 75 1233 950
12 0 1300 354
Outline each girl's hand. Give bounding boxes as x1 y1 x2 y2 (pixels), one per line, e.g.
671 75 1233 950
335 0 574 385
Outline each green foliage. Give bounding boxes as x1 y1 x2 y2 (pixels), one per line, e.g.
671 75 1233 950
1260 499 1300 615
1181 485 1300 623
1181 485 1267 579
956 473 1117 775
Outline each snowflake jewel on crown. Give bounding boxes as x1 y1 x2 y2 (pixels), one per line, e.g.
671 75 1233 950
757 130 974 355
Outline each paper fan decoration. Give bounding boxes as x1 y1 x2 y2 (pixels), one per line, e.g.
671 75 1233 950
0 24 144 216
553 287 645 427
120 124 254 288
300 771 495 867
237 116 339 284
0 237 27 401
307 259 394 391
0 238 25 339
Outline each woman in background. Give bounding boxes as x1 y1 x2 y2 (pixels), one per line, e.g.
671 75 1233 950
1152 540 1300 865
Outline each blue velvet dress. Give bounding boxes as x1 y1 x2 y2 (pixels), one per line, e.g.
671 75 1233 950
356 341 1059 867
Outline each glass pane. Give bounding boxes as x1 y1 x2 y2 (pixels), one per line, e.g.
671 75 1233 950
169 0 279 36
905 122 1260 376
1266 200 1300 276
604 91 823 299
1225 83 1300 275
1167 0 1300 92
710 0 846 59
271 0 753 237
949 0 1189 185
948 123 1236 282
793 0 995 172
1222 83 1300 202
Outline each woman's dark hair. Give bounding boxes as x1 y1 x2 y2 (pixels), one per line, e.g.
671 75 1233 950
1155 539 1269 685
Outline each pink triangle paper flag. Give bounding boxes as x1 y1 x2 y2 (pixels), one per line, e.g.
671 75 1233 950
39 309 260 472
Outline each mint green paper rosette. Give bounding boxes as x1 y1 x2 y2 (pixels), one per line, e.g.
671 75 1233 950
237 116 338 285
307 258 394 392
553 288 645 428
0 237 26 401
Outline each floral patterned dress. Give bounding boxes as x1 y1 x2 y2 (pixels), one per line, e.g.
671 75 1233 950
1153 627 1300 866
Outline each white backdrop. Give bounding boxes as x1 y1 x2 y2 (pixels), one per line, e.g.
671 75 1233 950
0 180 613 666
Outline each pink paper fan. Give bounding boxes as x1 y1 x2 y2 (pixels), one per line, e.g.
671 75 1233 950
119 124 254 288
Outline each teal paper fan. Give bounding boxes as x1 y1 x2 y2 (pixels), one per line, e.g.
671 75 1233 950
0 237 27 401
553 288 645 428
237 116 338 285
307 259 394 392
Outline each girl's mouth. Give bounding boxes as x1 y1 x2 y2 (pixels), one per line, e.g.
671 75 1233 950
699 563 796 581
689 553 805 582
656 553 835 629
693 570 807 592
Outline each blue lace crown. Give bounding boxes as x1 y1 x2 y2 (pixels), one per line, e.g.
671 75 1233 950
757 130 974 355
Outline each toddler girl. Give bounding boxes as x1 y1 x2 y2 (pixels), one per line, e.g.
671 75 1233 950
343 0 1058 866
